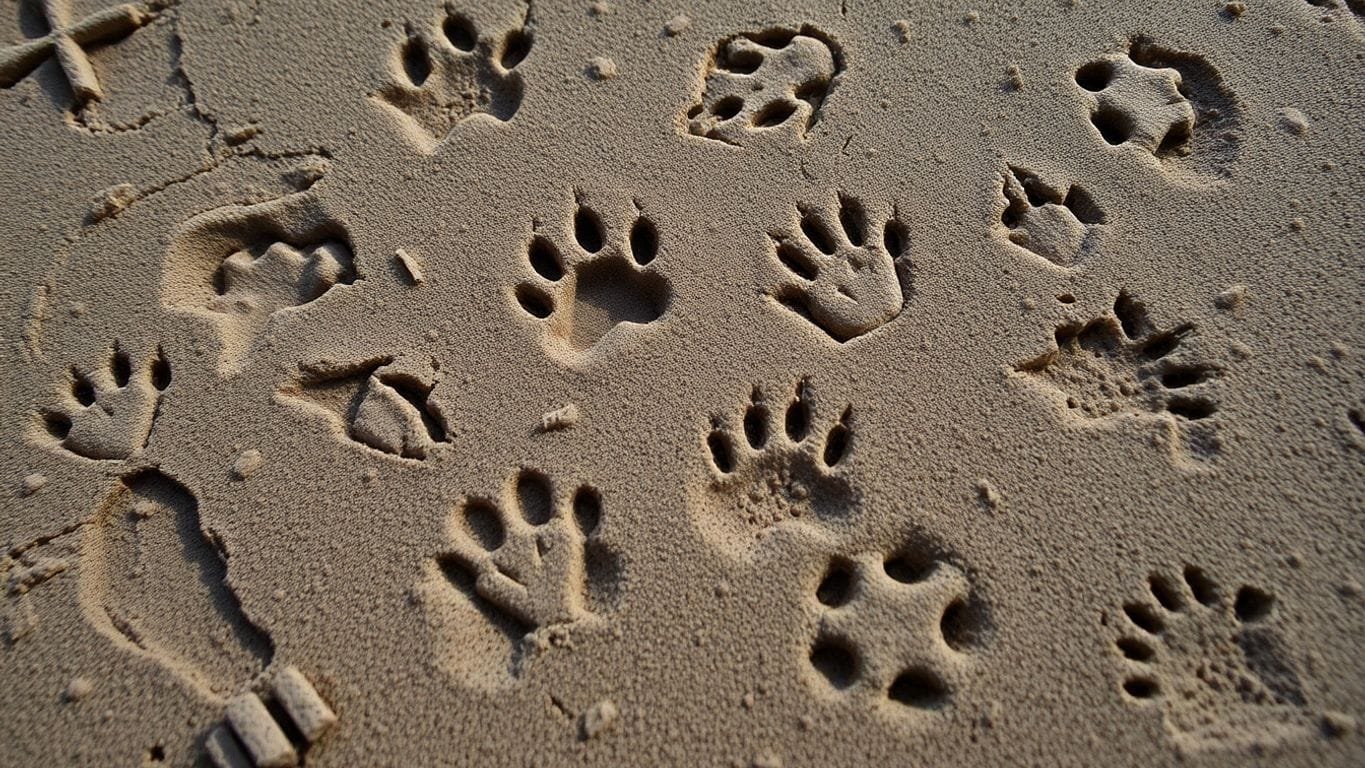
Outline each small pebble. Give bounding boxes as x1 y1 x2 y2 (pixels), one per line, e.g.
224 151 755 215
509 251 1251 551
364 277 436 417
231 449 263 481
586 57 617 80
19 473 47 497
64 677 94 702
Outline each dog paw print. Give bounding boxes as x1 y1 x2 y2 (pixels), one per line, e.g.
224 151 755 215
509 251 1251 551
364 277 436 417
1015 291 1222 460
998 166 1106 269
435 470 620 633
281 356 450 460
40 344 171 460
768 194 911 342
1111 566 1316 749
699 379 854 555
805 539 988 714
513 199 670 357
373 5 533 149
685 27 842 146
1075 38 1242 177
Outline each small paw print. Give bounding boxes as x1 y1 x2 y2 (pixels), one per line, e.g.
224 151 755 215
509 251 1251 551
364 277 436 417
806 540 988 713
436 470 618 632
685 28 841 146
374 6 534 147
40 344 171 460
513 198 670 356
769 194 910 342
700 379 854 555
1111 566 1314 747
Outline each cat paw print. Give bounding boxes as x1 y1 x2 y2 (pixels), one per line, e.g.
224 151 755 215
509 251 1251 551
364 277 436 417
281 356 450 460
1074 38 1242 177
373 4 534 149
769 194 911 342
1111 566 1316 750
685 27 843 146
998 166 1106 269
805 539 988 714
700 379 854 556
513 198 670 357
39 344 171 460
436 470 620 633
1015 291 1222 460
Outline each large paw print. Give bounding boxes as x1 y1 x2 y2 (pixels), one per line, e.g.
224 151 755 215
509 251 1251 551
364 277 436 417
513 199 670 357
436 470 618 632
1111 566 1315 748
806 540 988 714
373 5 533 148
40 344 171 460
1015 291 1221 460
685 27 842 146
699 379 854 556
769 194 910 342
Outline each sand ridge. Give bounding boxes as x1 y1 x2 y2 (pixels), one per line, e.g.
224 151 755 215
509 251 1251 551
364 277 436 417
1 0 1363 766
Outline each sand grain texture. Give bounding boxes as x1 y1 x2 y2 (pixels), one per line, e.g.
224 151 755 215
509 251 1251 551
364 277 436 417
1 0 1362 766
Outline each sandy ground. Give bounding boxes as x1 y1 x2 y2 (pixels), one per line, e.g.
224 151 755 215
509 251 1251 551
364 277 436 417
1 1 1363 766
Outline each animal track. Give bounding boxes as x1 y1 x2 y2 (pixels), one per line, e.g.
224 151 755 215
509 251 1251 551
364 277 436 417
427 469 622 682
1111 566 1315 750
373 3 533 149
281 356 450 460
998 166 1106 269
39 342 171 460
768 194 911 342
0 0 156 105
78 470 274 697
685 27 842 146
805 536 988 714
163 193 358 371
205 666 337 768
513 199 669 356
700 379 854 556
1075 38 1242 177
1015 291 1222 460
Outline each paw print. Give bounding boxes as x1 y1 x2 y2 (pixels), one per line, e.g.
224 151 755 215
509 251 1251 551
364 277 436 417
768 194 910 342
513 198 670 356
374 5 533 148
1111 566 1315 748
1015 291 1221 460
1074 39 1243 177
436 470 618 632
1075 54 1194 158
40 344 171 460
805 539 988 714
207 240 355 319
700 379 854 555
998 166 1106 269
283 356 450 460
685 27 842 146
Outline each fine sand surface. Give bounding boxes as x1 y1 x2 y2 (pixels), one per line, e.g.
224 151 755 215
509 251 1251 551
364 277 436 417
1 1 1363 765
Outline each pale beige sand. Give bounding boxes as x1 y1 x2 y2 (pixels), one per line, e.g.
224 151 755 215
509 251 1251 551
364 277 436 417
1 0 1363 766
